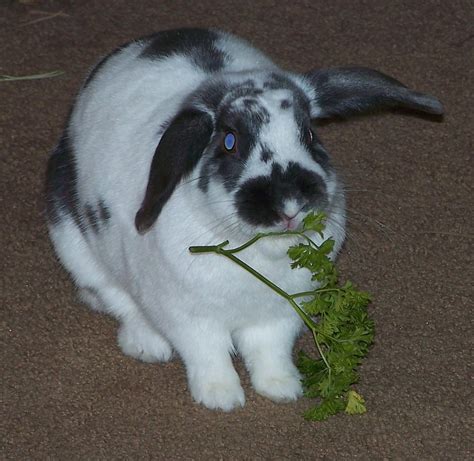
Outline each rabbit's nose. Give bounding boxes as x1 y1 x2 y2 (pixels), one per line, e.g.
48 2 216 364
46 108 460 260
278 200 305 230
281 199 304 220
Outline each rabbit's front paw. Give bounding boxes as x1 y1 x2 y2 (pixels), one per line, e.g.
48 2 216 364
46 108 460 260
251 365 303 402
118 321 172 363
189 372 245 411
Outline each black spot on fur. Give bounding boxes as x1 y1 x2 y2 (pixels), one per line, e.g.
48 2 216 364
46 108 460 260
84 204 100 233
241 79 256 88
235 162 327 227
220 92 270 130
82 200 111 233
98 200 111 223
140 28 228 73
248 103 270 126
229 85 265 100
243 98 258 109
45 130 80 225
260 146 273 163
239 98 271 125
46 126 113 234
263 74 313 138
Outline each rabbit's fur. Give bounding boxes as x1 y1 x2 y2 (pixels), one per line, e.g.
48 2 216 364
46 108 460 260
46 28 443 411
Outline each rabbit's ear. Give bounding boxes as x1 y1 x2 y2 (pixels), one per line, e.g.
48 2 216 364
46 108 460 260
135 109 213 234
305 67 443 119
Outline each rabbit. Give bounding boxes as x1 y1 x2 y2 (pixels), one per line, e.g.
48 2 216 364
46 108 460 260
46 28 443 411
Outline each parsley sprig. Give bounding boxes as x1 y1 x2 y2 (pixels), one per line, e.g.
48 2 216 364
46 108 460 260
189 212 374 421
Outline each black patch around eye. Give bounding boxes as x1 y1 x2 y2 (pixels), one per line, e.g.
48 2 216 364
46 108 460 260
280 99 292 109
307 133 332 171
198 111 259 195
140 28 228 73
216 155 245 191
198 132 246 193
217 103 268 154
309 144 331 170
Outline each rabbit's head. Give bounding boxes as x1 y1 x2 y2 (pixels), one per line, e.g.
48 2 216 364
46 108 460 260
135 67 443 235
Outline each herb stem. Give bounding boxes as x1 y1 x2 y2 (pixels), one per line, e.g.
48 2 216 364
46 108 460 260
189 240 229 253
312 330 332 376
290 288 342 299
198 229 320 256
290 290 317 299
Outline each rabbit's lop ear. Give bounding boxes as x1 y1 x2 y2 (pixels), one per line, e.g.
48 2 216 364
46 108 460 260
305 67 444 119
135 109 213 234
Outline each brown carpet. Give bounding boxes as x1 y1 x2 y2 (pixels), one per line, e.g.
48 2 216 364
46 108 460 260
1 0 472 459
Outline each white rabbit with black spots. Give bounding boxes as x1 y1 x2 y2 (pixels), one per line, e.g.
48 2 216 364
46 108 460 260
46 28 443 411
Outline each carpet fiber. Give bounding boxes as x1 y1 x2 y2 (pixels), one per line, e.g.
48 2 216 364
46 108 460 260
1 1 472 459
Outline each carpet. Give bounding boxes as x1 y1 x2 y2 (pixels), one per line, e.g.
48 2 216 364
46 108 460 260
1 0 472 459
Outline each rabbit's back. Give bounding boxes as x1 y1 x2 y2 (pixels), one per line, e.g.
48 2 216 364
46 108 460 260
47 29 275 228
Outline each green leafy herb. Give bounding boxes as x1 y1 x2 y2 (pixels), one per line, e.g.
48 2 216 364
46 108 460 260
189 212 374 421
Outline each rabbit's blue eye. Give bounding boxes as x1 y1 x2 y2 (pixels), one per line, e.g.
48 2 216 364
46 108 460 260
224 132 236 152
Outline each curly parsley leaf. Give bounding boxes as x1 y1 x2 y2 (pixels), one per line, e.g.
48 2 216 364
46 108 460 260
345 390 367 415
